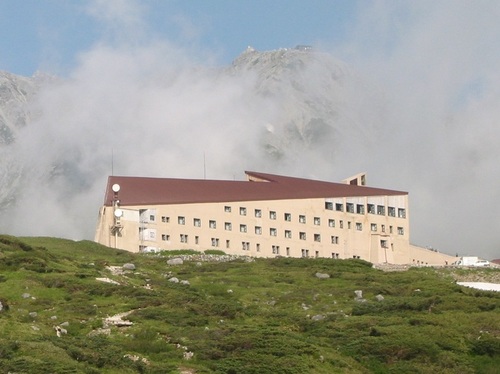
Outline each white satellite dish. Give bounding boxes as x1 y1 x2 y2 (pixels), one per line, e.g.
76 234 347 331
112 184 121 192
114 209 123 218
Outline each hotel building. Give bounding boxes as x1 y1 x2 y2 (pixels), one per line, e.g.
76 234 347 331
94 171 455 265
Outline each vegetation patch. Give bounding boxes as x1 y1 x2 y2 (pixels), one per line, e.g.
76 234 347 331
0 235 498 373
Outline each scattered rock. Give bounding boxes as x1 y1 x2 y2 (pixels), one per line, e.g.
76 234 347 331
227 289 233 293
180 280 190 285
54 325 67 337
96 277 120 285
122 263 136 271
103 311 134 328
22 293 31 299
60 321 69 327
183 351 194 360
354 290 366 303
169 277 180 283
315 272 330 279
29 312 38 318
124 354 150 364
167 258 184 266
311 314 325 321
50 315 57 320
31 325 40 331
375 294 385 301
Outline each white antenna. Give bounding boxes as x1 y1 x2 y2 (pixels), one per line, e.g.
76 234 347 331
204 152 206 179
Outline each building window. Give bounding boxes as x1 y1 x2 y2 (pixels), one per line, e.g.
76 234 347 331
286 247 290 256
242 241 250 251
178 216 185 225
193 218 201 227
209 220 216 229
346 203 354 213
285 230 292 239
388 207 396 217
301 249 309 258
335 203 343 212
195 236 199 244
149 214 155 222
161 216 170 223
314 234 321 242
269 211 277 220
272 245 280 254
270 228 277 236
224 206 231 213
398 208 406 218
380 240 388 248
332 252 340 258
356 222 363 231
299 232 306 240
381 224 386 233
211 238 219 247
315 251 319 258
284 213 291 221
226 240 230 249
254 209 261 218
371 223 377 232
340 220 344 229
377 205 385 215
256 243 260 252
390 226 393 234
348 221 352 229
161 234 170 241
325 202 333 210
314 217 321 226
367 204 375 214
180 234 188 243
255 226 262 235
328 219 335 228
331 236 339 244
356 204 365 214
397 227 404 235
299 215 306 224
240 224 247 233
240 207 247 216
225 222 232 231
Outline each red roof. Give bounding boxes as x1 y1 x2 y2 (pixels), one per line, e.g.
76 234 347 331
103 171 408 207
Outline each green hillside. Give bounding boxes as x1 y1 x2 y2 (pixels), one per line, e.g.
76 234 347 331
0 235 498 373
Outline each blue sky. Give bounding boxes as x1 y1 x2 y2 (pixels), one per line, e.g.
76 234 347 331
0 0 357 76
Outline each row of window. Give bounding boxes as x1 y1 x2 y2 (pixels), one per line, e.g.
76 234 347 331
150 203 405 226
167 217 405 236
160 233 344 246
325 202 406 218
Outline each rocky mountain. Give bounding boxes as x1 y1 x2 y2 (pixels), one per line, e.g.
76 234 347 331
227 46 351 158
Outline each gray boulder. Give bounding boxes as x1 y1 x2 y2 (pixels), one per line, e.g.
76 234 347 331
168 277 180 283
315 272 330 279
122 263 136 270
167 258 184 265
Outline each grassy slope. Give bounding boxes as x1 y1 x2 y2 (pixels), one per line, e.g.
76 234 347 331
0 235 498 373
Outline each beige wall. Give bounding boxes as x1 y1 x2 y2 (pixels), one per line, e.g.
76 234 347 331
409 245 457 266
95 194 413 264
